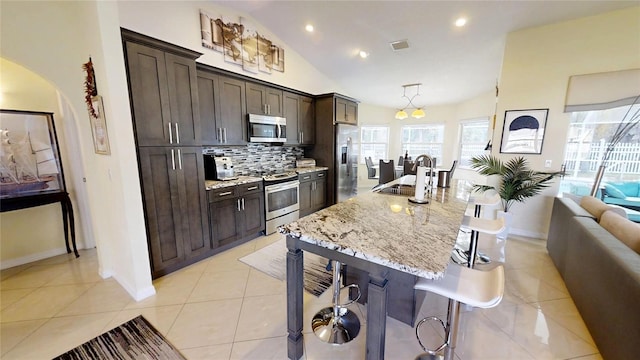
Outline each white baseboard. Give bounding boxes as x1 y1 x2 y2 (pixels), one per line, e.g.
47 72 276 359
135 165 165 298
112 272 156 302
510 228 547 240
0 247 69 270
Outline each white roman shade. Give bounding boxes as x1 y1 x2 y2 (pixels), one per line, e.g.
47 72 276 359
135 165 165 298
564 68 640 112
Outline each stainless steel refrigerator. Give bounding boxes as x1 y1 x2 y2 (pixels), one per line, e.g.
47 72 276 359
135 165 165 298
335 124 359 203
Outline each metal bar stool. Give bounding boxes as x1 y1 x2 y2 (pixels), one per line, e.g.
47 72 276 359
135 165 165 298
414 263 505 360
453 193 502 267
311 260 362 344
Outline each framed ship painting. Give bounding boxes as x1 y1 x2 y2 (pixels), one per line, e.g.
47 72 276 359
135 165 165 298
0 110 65 198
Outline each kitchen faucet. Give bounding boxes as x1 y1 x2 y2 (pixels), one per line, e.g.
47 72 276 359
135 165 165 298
412 154 435 189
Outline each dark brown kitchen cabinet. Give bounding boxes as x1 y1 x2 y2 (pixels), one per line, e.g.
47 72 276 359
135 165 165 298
246 82 283 116
335 97 358 125
208 182 265 248
138 146 211 278
299 95 315 144
298 170 327 217
124 35 201 147
284 92 315 145
197 69 247 145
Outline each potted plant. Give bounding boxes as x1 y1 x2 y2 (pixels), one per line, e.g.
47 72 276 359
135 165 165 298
469 155 562 238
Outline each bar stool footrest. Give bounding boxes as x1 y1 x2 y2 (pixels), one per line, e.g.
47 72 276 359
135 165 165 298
415 316 447 355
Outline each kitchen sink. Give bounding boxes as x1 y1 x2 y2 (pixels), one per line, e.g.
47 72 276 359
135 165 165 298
376 184 415 196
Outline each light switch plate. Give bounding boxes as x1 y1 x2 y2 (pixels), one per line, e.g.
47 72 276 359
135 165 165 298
545 160 552 168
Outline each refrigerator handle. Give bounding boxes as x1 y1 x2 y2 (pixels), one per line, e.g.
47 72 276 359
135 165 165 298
346 137 352 177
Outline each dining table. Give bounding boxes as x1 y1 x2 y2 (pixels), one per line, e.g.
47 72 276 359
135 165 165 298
281 176 472 360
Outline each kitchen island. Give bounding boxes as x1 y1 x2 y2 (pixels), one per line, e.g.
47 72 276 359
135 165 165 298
281 176 472 360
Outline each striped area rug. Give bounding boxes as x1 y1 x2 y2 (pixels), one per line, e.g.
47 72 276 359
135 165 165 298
53 315 184 360
239 238 333 297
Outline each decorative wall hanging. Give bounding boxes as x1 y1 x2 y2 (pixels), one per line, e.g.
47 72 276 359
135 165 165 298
500 109 548 154
0 110 65 198
82 58 98 118
89 95 111 155
200 10 285 73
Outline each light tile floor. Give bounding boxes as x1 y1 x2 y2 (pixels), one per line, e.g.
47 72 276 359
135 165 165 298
0 233 602 359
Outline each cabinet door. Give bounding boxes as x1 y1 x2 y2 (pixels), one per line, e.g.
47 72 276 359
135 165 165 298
175 147 211 257
298 178 313 217
240 192 265 236
138 147 184 276
283 92 300 145
312 178 327 210
210 197 241 248
299 96 315 145
125 42 172 146
165 53 201 146
219 76 247 145
197 71 221 145
265 87 283 116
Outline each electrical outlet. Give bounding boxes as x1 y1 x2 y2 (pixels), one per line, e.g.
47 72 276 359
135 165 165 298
545 160 552 168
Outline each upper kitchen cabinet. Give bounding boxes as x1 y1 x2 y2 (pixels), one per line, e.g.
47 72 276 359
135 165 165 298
197 68 247 145
284 92 315 145
123 30 202 146
315 93 359 127
335 96 358 125
246 82 283 117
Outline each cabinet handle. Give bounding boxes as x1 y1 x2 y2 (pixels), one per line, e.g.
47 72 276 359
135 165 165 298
241 198 245 210
237 199 241 211
247 186 258 191
175 123 180 144
268 104 271 115
171 149 175 170
223 128 227 143
313 181 316 191
263 104 267 114
219 191 233 196
302 175 311 180
177 149 182 170
168 122 173 144
217 128 222 142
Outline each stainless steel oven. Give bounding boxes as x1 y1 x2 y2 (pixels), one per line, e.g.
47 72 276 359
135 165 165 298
264 172 300 234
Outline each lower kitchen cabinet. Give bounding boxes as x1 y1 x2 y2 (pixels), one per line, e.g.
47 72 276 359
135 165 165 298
299 170 327 217
138 146 211 278
208 182 265 248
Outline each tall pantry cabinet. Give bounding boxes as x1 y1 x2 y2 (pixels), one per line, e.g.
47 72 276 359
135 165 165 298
122 29 211 278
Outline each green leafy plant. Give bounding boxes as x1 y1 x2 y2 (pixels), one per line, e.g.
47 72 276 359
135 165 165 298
469 155 562 212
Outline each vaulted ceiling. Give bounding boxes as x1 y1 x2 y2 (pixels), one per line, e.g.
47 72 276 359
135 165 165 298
215 1 637 109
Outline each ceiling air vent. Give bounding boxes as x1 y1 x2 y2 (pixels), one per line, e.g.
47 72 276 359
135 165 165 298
390 39 409 51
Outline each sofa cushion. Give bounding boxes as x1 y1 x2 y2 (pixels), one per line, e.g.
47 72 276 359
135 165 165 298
580 196 613 221
600 210 640 254
604 183 626 199
607 182 640 197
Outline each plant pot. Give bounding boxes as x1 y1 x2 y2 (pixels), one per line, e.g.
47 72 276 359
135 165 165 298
496 210 512 240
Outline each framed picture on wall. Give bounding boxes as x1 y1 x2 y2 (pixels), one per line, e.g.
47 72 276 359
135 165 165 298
0 109 65 198
500 108 548 154
89 95 111 155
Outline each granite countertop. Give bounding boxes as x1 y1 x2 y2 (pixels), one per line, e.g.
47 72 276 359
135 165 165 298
281 176 473 279
205 176 263 190
295 166 329 174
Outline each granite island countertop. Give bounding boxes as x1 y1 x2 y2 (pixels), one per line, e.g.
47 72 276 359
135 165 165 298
281 176 473 279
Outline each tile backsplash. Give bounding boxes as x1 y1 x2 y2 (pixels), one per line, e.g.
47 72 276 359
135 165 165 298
203 144 304 175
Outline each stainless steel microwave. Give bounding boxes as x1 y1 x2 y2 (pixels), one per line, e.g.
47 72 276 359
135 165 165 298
248 114 287 143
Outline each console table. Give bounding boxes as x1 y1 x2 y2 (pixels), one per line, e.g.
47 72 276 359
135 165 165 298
1 191 79 258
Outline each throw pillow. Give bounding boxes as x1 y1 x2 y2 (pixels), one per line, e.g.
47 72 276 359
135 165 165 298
604 184 626 199
580 196 610 221
600 210 640 255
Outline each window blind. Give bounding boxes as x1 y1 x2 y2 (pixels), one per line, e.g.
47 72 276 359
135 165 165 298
564 68 640 112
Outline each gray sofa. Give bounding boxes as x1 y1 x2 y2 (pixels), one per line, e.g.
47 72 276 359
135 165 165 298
547 197 640 359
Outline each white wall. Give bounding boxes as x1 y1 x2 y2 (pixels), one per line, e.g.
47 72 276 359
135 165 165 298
493 6 640 238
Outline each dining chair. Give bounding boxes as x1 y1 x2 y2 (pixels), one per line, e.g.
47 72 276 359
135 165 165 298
365 157 378 179
378 159 395 184
398 156 405 166
403 161 417 175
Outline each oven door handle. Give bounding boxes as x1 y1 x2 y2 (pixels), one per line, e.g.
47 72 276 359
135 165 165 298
265 180 300 194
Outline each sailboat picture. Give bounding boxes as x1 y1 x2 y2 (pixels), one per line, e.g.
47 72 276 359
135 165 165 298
0 110 63 198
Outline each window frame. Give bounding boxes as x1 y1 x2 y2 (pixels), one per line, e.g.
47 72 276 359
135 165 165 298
458 118 490 169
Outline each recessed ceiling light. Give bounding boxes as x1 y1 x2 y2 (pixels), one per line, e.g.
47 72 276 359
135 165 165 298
359 50 369 59
305 24 314 32
455 17 467 27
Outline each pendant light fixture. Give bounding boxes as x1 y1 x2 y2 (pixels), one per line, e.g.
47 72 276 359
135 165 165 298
395 83 426 119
